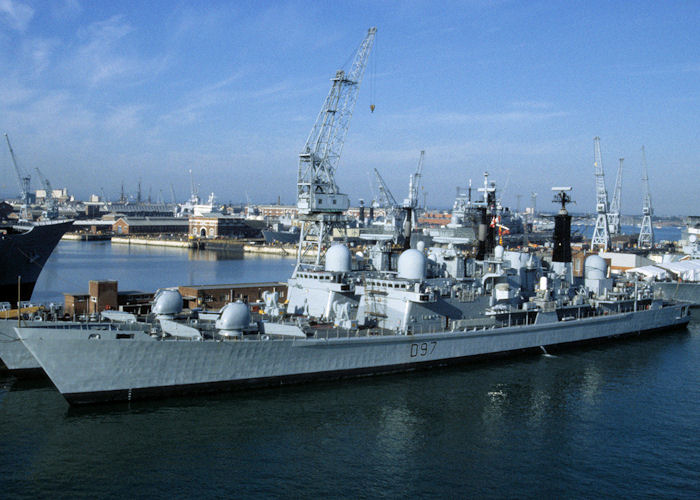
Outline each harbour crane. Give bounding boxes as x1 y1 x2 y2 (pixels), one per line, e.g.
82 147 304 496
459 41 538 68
374 168 398 209
374 167 412 247
637 146 654 248
188 169 200 204
4 133 31 220
402 150 425 242
608 158 624 235
34 167 59 219
295 27 377 266
590 136 611 250
404 150 424 210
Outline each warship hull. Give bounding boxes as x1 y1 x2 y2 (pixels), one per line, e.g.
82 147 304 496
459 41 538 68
0 320 42 373
262 229 299 245
654 281 700 306
0 220 74 303
18 303 690 405
1 320 151 374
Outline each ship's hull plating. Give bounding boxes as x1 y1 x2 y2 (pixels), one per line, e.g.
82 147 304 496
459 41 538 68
0 220 74 303
19 304 690 404
0 320 43 372
654 282 700 306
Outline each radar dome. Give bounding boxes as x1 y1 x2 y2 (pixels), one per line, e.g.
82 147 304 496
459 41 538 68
494 245 505 259
585 255 608 280
397 249 427 280
416 240 426 253
152 289 183 316
325 244 352 272
216 301 251 332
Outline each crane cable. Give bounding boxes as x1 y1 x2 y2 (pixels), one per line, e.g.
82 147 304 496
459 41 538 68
370 34 377 113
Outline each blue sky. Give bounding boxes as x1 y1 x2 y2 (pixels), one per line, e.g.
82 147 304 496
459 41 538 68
0 0 698 215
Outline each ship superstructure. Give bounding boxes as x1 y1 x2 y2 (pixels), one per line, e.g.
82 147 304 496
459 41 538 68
15 186 691 405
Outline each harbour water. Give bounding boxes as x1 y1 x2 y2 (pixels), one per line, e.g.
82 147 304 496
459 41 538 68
30 240 297 305
573 224 682 242
2 242 699 498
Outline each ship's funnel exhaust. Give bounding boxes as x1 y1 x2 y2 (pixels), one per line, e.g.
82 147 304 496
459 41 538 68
551 187 573 263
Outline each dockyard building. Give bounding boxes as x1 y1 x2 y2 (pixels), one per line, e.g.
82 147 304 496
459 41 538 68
112 216 190 235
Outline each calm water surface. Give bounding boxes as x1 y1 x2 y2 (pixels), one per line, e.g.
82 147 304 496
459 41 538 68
1 243 699 498
31 240 297 304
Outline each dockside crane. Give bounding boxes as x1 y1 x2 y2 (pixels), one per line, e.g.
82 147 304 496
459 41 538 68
402 150 425 246
4 133 31 220
374 168 398 209
638 146 654 249
295 27 377 267
34 167 59 219
590 136 611 251
608 157 624 235
404 150 424 210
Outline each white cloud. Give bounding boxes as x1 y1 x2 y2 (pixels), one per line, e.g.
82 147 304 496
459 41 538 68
23 37 58 76
427 110 568 125
0 0 34 31
103 104 146 136
0 78 35 105
157 75 298 127
52 0 82 21
67 14 167 87
72 15 136 85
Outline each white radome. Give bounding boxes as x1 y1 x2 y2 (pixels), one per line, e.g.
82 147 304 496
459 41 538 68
216 301 251 332
152 289 183 316
585 255 608 280
325 244 352 273
397 249 427 280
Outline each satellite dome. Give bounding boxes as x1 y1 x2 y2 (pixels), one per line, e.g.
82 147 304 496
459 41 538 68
585 255 608 280
216 301 251 333
152 289 183 316
325 244 352 272
397 249 427 280
494 245 505 259
416 240 426 253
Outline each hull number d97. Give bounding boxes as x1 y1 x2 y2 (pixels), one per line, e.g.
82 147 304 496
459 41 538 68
410 341 437 358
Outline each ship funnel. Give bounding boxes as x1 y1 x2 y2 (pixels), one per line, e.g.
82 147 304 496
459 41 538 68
551 187 573 263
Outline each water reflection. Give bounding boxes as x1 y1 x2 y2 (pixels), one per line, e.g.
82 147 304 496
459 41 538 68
32 241 296 303
1 288 697 497
187 249 242 261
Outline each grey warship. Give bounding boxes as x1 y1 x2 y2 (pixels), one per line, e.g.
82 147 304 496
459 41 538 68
0 219 74 303
15 28 691 405
16 185 691 404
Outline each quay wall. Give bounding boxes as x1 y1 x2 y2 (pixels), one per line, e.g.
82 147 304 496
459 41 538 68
111 237 196 248
63 234 294 257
